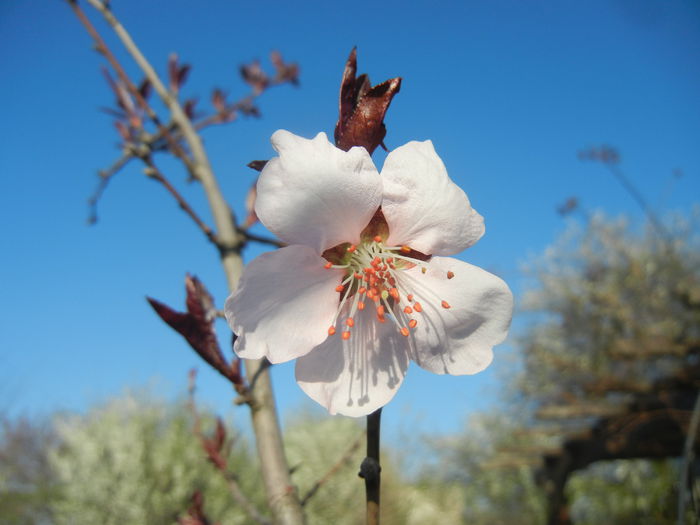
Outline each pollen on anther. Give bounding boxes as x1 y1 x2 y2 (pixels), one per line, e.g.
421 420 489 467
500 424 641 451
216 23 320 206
323 262 332 269
408 319 418 329
413 302 423 313
447 271 455 279
328 326 336 336
346 318 355 327
389 288 400 300
407 294 414 302
358 301 366 310
342 331 351 340
335 285 345 292
358 287 367 295
441 300 451 309
373 235 382 242
376 305 385 316
347 244 357 253
403 306 413 314
401 245 411 253
400 327 410 337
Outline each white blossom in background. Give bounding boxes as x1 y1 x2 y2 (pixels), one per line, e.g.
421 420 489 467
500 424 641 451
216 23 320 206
226 130 513 416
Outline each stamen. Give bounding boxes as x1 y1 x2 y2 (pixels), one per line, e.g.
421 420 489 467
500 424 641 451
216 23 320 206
357 301 365 310
413 302 423 313
441 300 451 309
400 327 410 337
328 326 336 336
407 294 414 302
346 318 355 327
389 287 400 300
403 306 413 314
342 331 351 340
408 319 418 329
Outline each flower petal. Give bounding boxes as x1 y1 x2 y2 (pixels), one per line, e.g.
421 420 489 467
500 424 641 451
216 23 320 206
381 140 485 255
225 245 344 364
255 130 382 254
295 303 409 417
398 256 513 375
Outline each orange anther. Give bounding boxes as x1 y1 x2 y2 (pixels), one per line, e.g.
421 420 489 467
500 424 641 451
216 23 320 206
403 306 413 314
371 257 381 267
346 318 355 327
358 287 367 295
400 327 410 337
347 244 357 253
358 301 366 310
413 302 423 313
342 331 351 340
324 261 332 269
421 267 427 274
389 288 400 300
407 294 414 302
401 245 411 253
328 326 336 336
408 319 418 329
373 235 382 242
376 305 385 316
447 271 455 279
441 300 451 309
386 257 394 263
354 272 363 279
335 284 345 292
377 315 386 323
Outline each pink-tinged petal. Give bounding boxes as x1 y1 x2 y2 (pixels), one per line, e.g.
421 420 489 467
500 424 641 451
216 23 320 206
381 141 485 256
225 245 344 364
399 256 513 375
295 304 409 417
255 130 382 254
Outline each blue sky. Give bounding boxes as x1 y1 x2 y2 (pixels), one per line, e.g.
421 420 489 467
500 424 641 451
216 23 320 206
1 0 699 442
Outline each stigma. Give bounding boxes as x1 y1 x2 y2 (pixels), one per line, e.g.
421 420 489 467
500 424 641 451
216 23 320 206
322 235 453 340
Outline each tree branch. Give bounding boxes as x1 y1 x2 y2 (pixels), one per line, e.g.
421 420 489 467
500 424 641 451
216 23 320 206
300 430 364 506
69 2 304 523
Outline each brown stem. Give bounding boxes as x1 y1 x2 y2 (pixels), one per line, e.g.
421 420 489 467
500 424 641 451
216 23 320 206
359 408 382 525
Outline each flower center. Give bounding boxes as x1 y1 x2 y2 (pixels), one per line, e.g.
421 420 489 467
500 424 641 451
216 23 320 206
322 235 452 340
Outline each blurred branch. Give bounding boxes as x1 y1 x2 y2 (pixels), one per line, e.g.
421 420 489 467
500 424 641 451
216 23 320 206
300 430 364 506
188 371 271 525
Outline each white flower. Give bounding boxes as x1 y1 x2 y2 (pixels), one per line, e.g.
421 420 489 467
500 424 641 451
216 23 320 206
225 130 513 417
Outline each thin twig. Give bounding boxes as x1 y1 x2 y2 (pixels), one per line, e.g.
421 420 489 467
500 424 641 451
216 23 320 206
359 408 382 525
241 230 285 248
87 152 132 224
300 430 365 506
141 157 218 245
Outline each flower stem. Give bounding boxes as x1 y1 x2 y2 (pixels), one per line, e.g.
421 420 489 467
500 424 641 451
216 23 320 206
360 408 382 525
